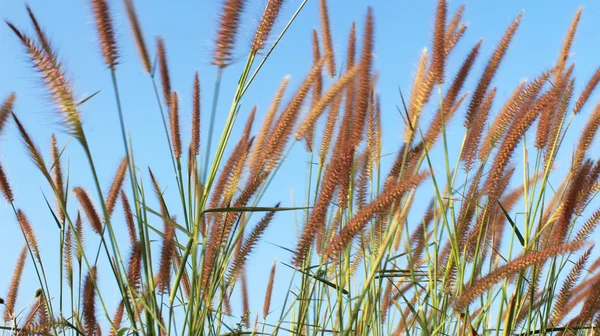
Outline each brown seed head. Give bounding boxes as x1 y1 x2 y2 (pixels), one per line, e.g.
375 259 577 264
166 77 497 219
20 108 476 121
73 187 103 235
252 0 284 52
3 245 27 322
170 91 181 159
156 37 172 107
106 157 128 218
574 67 600 114
431 0 447 84
190 72 201 157
0 93 16 137
263 260 276 318
83 266 98 335
319 0 336 77
213 0 246 67
124 0 151 73
555 8 582 82
91 0 118 68
0 163 13 203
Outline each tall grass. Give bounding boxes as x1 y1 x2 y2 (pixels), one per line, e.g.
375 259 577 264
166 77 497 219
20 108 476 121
2 0 600 335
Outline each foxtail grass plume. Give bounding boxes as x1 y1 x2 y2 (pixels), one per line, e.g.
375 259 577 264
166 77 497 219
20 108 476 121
464 13 522 128
73 187 103 235
91 0 118 68
170 91 182 159
51 135 66 222
121 190 137 245
157 218 176 294
213 0 246 68
156 38 172 107
83 266 98 335
106 157 128 218
16 210 41 262
64 226 74 288
109 301 125 336
0 163 14 203
190 72 201 157
252 0 284 52
125 0 152 73
555 8 582 82
431 0 447 84
7 23 83 141
0 93 15 137
25 5 54 58
574 67 600 114
453 240 587 311
319 0 336 77
3 245 27 322
351 7 375 145
263 260 276 318
574 100 600 169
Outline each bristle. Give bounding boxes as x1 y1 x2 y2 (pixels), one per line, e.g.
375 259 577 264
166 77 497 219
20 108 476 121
227 207 278 284
109 301 125 336
250 76 289 173
106 157 128 218
263 260 276 318
574 67 600 114
324 172 429 258
0 163 14 203
252 0 284 52
124 0 151 73
213 0 246 68
3 245 27 322
465 13 522 128
296 64 360 140
91 0 118 68
431 0 447 84
156 37 172 107
51 135 66 222
73 187 103 235
170 91 182 160
7 24 82 139
0 92 16 137
121 190 137 245
16 210 41 262
83 266 98 335
190 72 201 157
454 240 586 311
555 8 582 82
319 0 336 77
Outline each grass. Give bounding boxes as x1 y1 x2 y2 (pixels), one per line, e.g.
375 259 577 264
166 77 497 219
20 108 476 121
1 0 600 335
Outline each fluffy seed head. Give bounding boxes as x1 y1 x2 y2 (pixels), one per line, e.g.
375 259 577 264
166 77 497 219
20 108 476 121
0 93 15 137
156 37 172 107
252 0 284 52
3 246 27 322
213 0 247 67
124 0 151 73
190 72 201 157
319 0 336 77
91 0 119 68
431 0 447 84
0 163 14 203
106 157 128 218
170 91 181 159
73 187 103 235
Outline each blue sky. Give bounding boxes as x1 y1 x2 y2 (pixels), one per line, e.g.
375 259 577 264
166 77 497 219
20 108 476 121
1 0 600 331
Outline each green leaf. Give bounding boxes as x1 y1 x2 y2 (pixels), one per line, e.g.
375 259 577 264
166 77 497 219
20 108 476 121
497 200 525 247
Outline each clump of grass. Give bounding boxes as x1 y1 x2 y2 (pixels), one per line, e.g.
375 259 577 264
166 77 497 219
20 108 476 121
4 1 600 335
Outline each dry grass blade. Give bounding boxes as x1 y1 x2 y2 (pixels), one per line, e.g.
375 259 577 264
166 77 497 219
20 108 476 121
3 245 27 322
91 0 118 68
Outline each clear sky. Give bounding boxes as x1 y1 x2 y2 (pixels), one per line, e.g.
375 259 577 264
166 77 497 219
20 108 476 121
1 0 599 330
